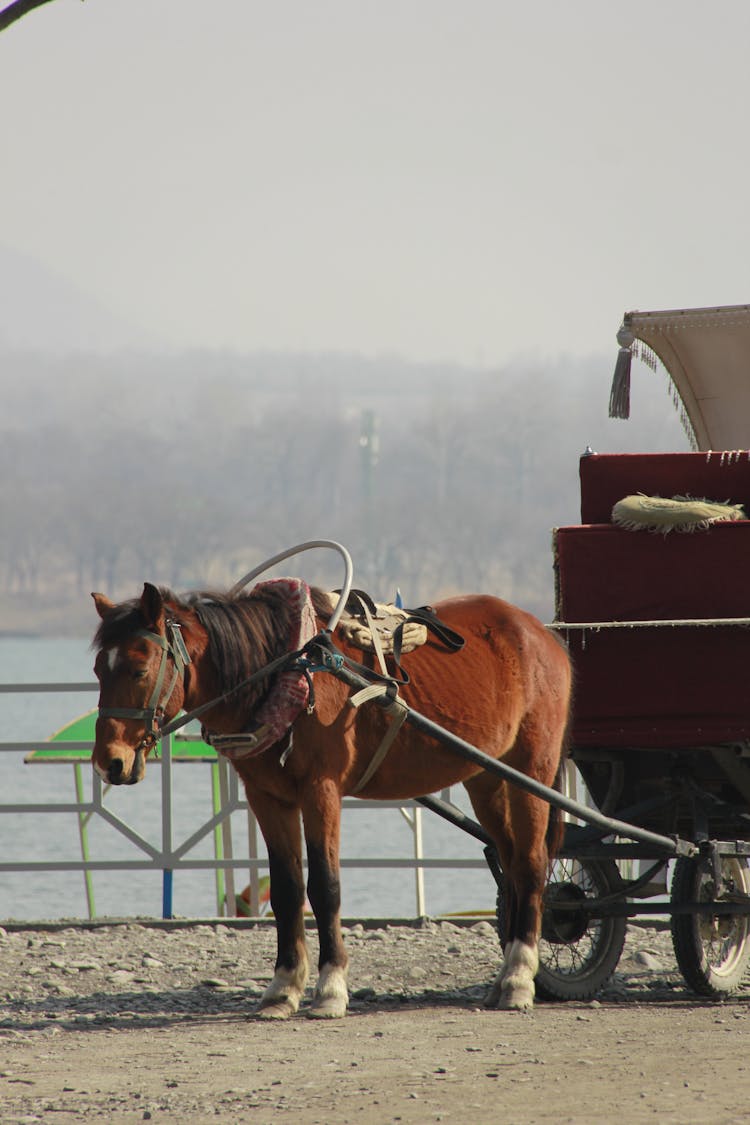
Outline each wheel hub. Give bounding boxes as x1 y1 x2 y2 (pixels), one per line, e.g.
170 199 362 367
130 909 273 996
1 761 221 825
542 881 590 944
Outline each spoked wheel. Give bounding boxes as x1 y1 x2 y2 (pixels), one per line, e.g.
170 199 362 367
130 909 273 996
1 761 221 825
496 857 627 1001
670 855 750 998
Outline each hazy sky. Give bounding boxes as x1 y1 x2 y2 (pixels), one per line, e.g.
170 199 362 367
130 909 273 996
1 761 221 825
3 1 749 365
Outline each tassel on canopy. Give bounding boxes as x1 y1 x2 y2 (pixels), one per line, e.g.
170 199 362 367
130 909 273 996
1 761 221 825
609 322 634 419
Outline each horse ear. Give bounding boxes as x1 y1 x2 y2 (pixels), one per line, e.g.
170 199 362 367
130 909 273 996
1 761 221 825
140 582 165 630
92 592 115 619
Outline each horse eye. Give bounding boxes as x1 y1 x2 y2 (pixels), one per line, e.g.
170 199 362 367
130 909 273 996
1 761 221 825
131 668 147 681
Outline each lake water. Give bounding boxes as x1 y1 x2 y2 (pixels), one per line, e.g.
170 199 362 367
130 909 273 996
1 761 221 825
0 638 495 923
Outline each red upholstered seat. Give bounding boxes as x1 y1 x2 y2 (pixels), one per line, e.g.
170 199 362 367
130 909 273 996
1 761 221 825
554 522 750 624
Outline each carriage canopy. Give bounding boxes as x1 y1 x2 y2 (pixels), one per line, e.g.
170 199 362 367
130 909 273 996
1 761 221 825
609 303 750 452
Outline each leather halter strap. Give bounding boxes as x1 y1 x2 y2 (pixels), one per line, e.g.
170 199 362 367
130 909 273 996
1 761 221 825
98 621 191 745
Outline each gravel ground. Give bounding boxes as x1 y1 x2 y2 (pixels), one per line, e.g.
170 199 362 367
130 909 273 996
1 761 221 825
1 917 750 1124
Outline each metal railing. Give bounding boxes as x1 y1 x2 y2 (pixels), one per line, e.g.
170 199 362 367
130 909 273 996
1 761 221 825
0 681 490 920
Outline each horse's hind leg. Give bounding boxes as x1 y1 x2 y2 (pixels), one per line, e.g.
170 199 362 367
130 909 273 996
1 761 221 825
465 773 552 1011
493 788 550 1011
302 780 349 1019
248 796 310 1019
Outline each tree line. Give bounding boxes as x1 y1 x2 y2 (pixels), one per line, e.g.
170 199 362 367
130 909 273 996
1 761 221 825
0 348 688 634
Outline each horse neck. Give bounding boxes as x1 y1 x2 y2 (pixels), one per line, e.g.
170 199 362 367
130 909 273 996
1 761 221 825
174 612 218 713
180 593 291 732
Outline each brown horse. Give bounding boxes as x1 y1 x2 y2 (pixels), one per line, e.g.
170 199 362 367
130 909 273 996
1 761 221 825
90 579 572 1017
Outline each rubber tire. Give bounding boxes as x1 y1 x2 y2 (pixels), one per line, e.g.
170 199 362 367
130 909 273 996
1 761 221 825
496 857 627 1002
670 855 750 998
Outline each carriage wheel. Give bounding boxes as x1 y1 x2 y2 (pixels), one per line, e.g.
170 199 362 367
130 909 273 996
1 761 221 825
670 855 750 998
495 857 627 1001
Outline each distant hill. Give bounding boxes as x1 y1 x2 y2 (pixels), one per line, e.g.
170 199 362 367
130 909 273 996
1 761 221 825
0 242 158 352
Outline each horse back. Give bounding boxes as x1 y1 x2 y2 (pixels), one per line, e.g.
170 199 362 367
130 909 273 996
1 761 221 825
416 592 571 700
296 593 570 796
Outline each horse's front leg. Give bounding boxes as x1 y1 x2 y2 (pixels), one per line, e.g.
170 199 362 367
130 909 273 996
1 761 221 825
303 781 349 1019
249 795 309 1020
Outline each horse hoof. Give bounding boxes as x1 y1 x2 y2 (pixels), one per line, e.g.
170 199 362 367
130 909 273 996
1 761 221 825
255 998 297 1020
484 982 503 1008
308 996 347 1019
498 988 534 1012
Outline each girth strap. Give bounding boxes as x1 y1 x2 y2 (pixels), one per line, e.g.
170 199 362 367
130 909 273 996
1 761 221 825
309 600 465 793
348 683 410 794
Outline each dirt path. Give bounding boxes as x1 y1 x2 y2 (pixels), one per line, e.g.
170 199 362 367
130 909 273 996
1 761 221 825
1 918 749 1124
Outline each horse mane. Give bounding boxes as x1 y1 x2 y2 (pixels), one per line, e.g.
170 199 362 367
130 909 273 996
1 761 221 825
93 583 331 720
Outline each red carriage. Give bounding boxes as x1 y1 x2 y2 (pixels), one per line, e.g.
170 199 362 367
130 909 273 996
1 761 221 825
537 303 750 1000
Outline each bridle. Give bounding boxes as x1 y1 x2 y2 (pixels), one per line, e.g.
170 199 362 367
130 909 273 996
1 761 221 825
98 620 191 757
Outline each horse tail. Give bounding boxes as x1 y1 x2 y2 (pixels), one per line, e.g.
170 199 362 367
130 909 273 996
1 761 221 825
545 699 573 866
545 767 565 865
545 629 575 870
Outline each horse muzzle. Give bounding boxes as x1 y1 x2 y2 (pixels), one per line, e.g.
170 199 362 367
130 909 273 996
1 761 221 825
93 741 148 786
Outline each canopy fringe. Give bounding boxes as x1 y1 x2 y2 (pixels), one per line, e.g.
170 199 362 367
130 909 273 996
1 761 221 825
633 339 658 371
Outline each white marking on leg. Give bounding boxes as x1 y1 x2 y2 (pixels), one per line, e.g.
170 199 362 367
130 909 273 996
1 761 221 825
309 962 349 1019
257 956 309 1020
487 941 513 1003
499 941 513 980
498 939 538 1010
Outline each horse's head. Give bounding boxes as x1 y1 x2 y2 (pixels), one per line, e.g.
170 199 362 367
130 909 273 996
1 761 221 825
91 582 191 785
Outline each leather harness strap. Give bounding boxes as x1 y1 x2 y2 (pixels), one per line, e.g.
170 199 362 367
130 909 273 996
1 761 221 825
320 602 465 794
347 682 409 794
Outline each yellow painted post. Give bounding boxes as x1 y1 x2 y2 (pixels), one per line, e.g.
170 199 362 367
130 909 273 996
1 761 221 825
73 763 96 919
211 762 226 916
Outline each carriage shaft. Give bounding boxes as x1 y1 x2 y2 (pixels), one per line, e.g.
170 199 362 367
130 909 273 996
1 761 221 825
324 658 696 859
407 707 694 856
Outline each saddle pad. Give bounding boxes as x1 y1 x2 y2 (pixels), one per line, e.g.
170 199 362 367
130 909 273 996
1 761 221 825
324 591 428 655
